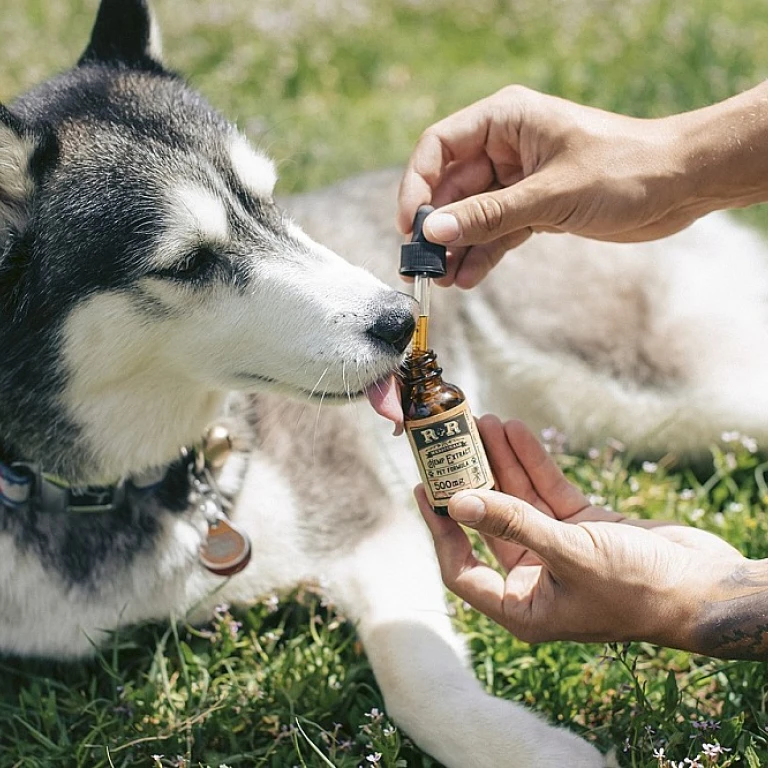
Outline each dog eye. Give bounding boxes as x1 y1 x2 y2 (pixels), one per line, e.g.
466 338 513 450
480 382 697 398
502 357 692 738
154 246 218 282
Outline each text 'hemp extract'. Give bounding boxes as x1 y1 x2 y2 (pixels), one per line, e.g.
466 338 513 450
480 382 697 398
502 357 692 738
399 206 494 515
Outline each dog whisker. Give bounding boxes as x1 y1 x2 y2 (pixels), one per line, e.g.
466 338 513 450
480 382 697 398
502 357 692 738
312 385 329 459
350 360 365 431
342 360 355 407
308 366 330 401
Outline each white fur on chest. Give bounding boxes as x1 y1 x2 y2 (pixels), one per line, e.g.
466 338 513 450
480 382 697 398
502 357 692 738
0 512 208 657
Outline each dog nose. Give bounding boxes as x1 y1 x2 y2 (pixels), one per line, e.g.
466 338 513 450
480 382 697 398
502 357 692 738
367 299 416 354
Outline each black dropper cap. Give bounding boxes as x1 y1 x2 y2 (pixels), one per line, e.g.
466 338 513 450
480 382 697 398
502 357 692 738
399 205 447 277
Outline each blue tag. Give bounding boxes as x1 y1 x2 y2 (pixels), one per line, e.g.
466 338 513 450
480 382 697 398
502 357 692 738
0 463 33 507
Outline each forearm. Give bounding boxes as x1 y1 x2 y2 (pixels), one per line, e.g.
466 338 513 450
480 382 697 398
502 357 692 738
688 559 768 661
670 80 768 216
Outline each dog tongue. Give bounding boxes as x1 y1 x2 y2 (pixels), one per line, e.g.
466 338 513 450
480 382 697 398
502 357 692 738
365 375 404 436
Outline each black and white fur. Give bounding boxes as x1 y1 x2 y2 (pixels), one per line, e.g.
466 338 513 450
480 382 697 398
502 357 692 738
3 1 768 766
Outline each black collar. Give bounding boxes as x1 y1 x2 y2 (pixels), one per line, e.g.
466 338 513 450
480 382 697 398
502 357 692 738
0 458 171 513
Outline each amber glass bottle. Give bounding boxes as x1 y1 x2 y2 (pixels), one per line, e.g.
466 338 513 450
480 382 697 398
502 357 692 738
401 350 494 514
400 206 494 515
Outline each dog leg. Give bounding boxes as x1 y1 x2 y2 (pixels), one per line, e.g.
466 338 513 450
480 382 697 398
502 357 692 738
321 503 606 768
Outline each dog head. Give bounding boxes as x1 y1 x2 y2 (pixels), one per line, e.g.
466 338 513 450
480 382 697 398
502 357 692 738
0 0 413 477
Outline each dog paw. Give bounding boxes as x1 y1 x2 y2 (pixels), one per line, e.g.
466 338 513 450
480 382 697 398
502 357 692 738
387 687 605 768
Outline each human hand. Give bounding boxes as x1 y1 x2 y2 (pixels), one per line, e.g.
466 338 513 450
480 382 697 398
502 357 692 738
416 416 748 654
397 85 700 288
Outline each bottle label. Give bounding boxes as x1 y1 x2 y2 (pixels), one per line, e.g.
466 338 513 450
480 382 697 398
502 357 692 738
405 401 494 507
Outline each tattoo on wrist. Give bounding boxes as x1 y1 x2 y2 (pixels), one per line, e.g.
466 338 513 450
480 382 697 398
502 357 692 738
695 560 768 660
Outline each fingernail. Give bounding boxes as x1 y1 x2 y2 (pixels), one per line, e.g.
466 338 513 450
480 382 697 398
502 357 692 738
426 213 460 243
450 493 486 524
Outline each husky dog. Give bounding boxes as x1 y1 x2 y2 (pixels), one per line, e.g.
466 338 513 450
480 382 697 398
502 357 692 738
3 0 767 766
0 0 607 766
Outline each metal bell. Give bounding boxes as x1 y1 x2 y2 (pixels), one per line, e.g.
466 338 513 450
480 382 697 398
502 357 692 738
202 424 233 469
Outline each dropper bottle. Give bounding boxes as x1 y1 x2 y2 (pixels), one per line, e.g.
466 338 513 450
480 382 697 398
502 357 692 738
399 206 495 515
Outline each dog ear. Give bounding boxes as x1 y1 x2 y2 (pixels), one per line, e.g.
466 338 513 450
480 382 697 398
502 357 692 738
0 106 41 240
78 0 164 69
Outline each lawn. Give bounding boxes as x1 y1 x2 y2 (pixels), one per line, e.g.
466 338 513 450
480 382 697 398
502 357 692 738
1 0 768 766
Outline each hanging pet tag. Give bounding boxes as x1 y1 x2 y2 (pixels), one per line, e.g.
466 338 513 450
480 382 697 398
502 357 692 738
199 506 252 577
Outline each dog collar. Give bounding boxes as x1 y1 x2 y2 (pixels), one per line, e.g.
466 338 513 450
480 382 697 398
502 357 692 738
0 423 235 515
0 424 251 577
0 460 167 514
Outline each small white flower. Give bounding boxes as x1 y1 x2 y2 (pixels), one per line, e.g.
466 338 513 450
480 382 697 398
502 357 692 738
366 752 382 764
702 742 731 757
741 435 759 453
679 488 695 501
642 461 658 473
263 594 280 612
541 426 568 452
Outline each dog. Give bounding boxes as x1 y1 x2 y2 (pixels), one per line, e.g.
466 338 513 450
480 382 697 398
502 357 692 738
0 1 607 766
2 1 767 766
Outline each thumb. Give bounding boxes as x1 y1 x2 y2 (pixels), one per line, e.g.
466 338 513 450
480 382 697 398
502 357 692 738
423 176 557 246
449 489 581 567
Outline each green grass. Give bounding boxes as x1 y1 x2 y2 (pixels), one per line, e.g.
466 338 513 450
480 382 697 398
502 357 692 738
2 0 768 766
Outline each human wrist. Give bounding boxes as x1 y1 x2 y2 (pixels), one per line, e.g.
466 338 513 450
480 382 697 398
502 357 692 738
637 571 705 654
684 558 768 660
671 82 768 216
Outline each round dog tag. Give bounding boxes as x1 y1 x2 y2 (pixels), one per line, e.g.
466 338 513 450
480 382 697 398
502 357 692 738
199 516 252 576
